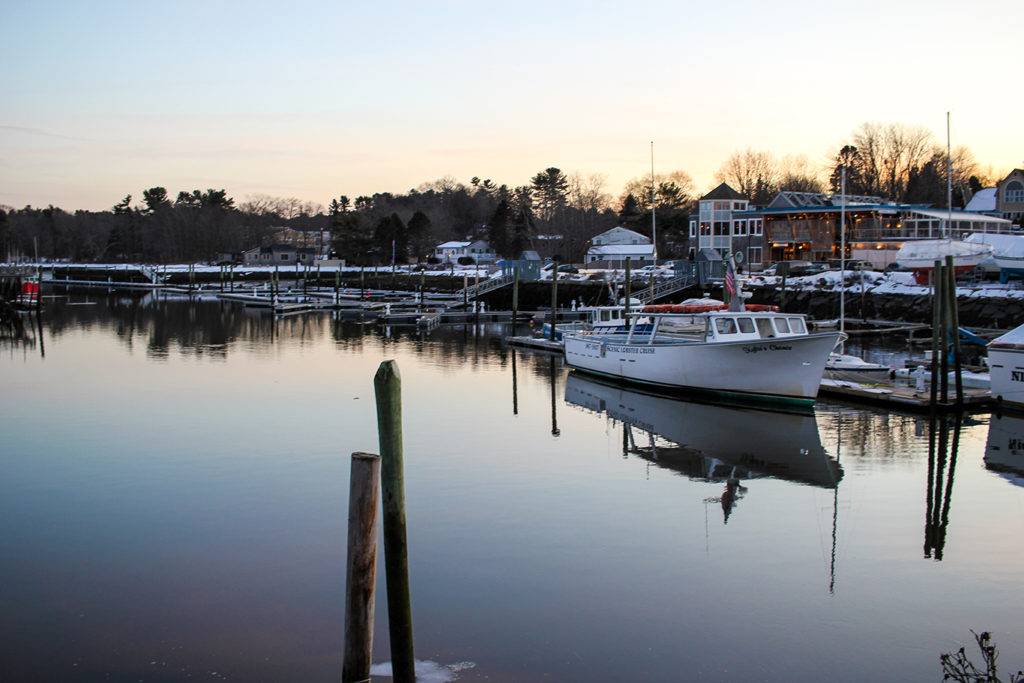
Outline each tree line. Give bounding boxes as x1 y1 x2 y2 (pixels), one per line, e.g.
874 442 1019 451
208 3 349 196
1 120 1005 265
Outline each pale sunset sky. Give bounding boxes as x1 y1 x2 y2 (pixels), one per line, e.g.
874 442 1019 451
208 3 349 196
2 0 1021 212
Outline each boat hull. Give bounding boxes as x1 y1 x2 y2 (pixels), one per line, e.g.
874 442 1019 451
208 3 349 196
564 331 841 405
988 345 1024 409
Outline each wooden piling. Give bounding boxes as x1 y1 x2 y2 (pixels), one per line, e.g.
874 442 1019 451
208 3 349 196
549 258 559 341
930 260 942 407
946 255 963 405
373 361 415 683
511 266 520 332
342 452 381 683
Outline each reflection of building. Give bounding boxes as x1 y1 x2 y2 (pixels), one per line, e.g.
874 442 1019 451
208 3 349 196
997 169 1024 224
688 184 765 269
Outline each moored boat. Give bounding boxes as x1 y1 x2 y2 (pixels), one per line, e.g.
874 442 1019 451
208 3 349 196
894 239 993 285
563 306 843 406
987 324 1024 409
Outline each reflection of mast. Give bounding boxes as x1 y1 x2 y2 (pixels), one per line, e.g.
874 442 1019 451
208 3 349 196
511 349 518 415
828 410 845 594
925 414 961 560
549 357 560 436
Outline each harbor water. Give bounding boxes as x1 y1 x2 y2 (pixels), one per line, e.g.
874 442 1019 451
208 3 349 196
2 293 1023 681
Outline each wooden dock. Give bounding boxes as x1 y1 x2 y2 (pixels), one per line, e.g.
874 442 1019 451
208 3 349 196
818 378 991 412
506 335 564 353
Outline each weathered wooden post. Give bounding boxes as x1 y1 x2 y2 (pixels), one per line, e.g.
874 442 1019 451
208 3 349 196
946 255 964 406
419 269 425 313
360 266 365 301
36 265 43 313
549 258 559 341
930 260 942 407
463 274 468 308
230 264 235 292
511 266 520 332
342 452 381 683
373 361 415 682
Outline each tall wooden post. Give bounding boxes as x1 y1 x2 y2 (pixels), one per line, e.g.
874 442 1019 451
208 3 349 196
360 266 365 301
549 258 559 341
342 452 381 683
419 269 425 313
946 255 963 406
512 266 520 332
373 362 415 682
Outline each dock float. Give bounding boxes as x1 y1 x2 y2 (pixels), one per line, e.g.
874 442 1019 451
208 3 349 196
506 335 564 353
818 378 991 412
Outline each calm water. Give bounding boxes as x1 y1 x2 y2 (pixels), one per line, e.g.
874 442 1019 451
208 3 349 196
3 293 1023 682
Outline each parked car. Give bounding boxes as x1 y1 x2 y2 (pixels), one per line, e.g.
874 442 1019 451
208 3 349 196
762 260 812 276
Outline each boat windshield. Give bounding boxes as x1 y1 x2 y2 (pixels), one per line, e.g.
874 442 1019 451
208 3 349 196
737 317 755 334
788 317 806 334
775 318 791 333
715 318 737 335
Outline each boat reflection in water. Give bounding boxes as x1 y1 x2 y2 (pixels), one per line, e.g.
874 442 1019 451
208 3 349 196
984 412 1024 487
564 373 842 520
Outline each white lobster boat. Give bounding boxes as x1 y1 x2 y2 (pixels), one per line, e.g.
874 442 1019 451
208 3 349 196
563 303 843 407
988 324 1024 409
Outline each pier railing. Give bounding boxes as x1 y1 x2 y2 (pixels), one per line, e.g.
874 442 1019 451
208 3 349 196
456 272 514 301
634 270 698 303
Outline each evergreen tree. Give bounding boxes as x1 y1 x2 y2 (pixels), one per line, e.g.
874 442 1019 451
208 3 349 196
332 212 374 265
487 198 513 256
407 210 433 261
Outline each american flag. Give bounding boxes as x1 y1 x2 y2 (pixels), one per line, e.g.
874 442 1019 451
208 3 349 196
725 259 736 296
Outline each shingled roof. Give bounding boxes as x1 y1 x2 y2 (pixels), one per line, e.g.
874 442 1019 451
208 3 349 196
700 183 748 201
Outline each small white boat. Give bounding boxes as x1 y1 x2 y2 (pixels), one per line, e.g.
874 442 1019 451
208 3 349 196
894 239 994 285
563 303 843 407
987 324 1024 409
825 352 891 379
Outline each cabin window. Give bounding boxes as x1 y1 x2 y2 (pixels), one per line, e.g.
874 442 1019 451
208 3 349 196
756 318 775 338
715 318 737 335
788 318 806 334
601 310 612 322
737 317 755 334
774 318 791 333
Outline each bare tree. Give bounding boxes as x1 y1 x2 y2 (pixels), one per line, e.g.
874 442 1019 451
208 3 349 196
714 150 779 204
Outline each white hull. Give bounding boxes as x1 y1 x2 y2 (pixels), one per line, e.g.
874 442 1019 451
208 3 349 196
564 329 840 404
988 345 1024 408
894 239 993 270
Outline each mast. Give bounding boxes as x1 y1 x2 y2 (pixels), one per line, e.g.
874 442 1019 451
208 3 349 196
840 166 846 352
650 141 658 263
947 112 953 240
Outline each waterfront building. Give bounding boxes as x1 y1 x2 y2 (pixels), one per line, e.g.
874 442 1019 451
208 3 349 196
688 183 765 270
585 227 655 265
997 169 1024 223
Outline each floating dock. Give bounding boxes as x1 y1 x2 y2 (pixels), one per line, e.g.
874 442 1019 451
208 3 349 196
506 335 564 353
818 378 991 412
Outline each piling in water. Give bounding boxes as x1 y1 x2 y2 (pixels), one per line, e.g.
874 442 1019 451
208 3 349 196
343 452 381 683
373 361 415 682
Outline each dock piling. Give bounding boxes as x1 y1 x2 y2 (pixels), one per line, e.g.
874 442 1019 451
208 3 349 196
342 452 381 683
373 361 415 683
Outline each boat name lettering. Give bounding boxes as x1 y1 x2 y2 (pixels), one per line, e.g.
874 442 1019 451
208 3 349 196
742 343 793 354
606 345 656 354
1012 370 1024 382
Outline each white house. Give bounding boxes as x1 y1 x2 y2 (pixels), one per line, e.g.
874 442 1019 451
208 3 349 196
590 226 650 246
433 240 497 264
585 243 655 265
585 227 654 265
